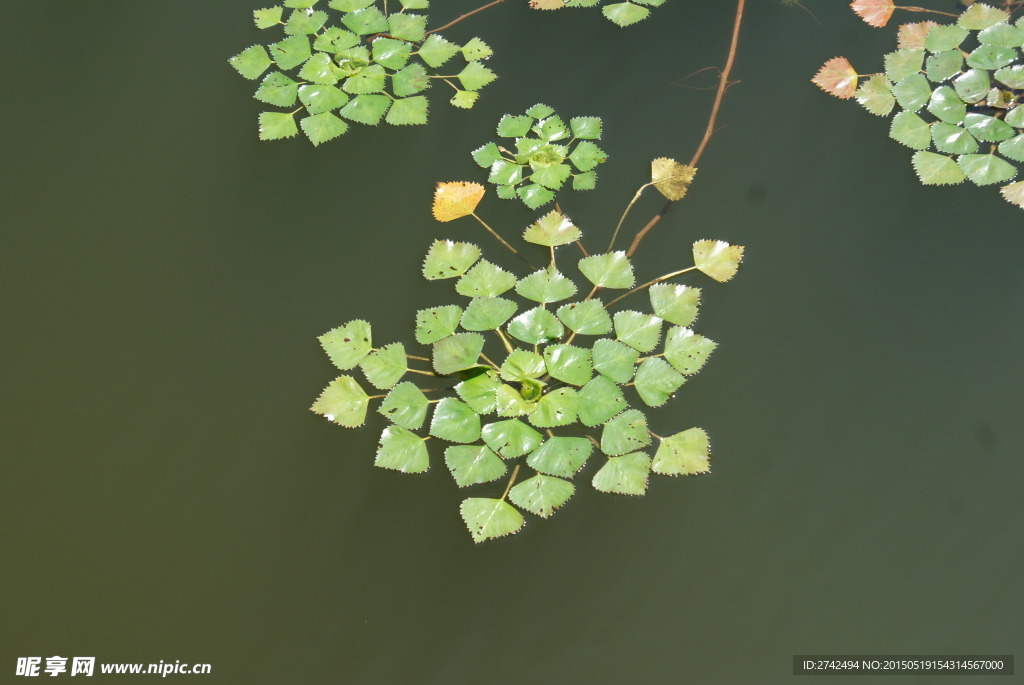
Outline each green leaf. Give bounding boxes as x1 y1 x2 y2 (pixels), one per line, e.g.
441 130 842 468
854 73 895 116
338 93 391 124
576 375 627 427
371 37 411 70
570 116 602 139
451 90 480 109
497 114 534 137
978 20 1024 46
488 160 524 186
556 300 612 335
445 445 505 487
422 240 480 280
255 71 299 107
472 142 503 168
460 297 517 331
429 398 481 443
925 50 964 83
455 369 501 415
572 171 598 190
300 111 348 145
600 408 650 456
995 65 1024 89
253 7 284 29
958 2 1008 30
966 44 1017 70
388 64 428 97
385 96 429 126
568 141 607 172
377 382 429 429
998 134 1024 163
530 164 572 190
458 61 497 90
884 48 924 82
376 426 429 473
311 375 369 427
927 86 966 125
593 452 651 495
507 307 564 345
614 311 662 353
515 267 578 303
319 319 372 369
964 112 1015 142
649 283 700 326
517 183 555 209
954 69 991 104
400 0 429 8
603 2 651 27
534 115 569 142
298 84 349 114
925 24 968 52
525 103 554 118
418 34 460 68
522 210 581 247
456 260 517 298
343 64 386 94
930 123 978 155
495 184 517 199
543 345 593 386
509 475 574 519
529 388 578 427
892 74 931 112
229 45 272 80
495 384 536 417
1006 105 1024 128
526 437 593 477
313 27 359 53
342 6 389 34
500 350 546 381
592 338 640 383
284 8 327 34
652 428 709 476
1000 179 1024 208
388 13 427 42
664 326 717 375
957 153 1018 186
415 305 462 344
634 357 685 407
692 239 743 282
482 419 543 458
461 37 493 61
328 0 375 9
918 148 968 184
269 35 311 70
889 110 932 149
432 333 485 374
578 252 635 289
460 498 524 543
360 342 407 389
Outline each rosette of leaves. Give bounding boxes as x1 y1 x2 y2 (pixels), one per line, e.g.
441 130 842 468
229 0 497 145
471 104 608 210
310 179 743 543
813 2 1024 209
528 0 671 28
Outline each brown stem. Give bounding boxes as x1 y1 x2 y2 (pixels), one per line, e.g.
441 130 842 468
426 0 510 35
626 0 745 258
898 5 958 18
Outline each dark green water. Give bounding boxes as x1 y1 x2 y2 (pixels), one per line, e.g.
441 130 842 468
3 1 1021 683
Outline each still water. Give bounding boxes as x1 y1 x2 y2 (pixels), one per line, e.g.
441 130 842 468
2 1 1021 683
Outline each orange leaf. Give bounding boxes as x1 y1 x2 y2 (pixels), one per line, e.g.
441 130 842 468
897 21 938 49
811 57 859 100
851 0 894 28
432 182 485 222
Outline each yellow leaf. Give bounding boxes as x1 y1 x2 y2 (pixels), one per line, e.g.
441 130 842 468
529 0 565 8
432 182 486 222
692 240 744 283
650 158 697 201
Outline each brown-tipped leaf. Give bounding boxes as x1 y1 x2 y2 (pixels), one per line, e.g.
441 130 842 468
812 57 859 99
650 158 697 201
851 0 894 28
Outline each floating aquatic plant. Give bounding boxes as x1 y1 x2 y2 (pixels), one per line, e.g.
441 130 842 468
311 154 743 542
814 1 1024 208
529 0 672 28
229 0 497 144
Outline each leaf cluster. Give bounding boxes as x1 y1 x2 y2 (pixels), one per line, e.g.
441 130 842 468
311 176 743 542
228 0 496 145
471 104 608 209
815 3 1024 208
